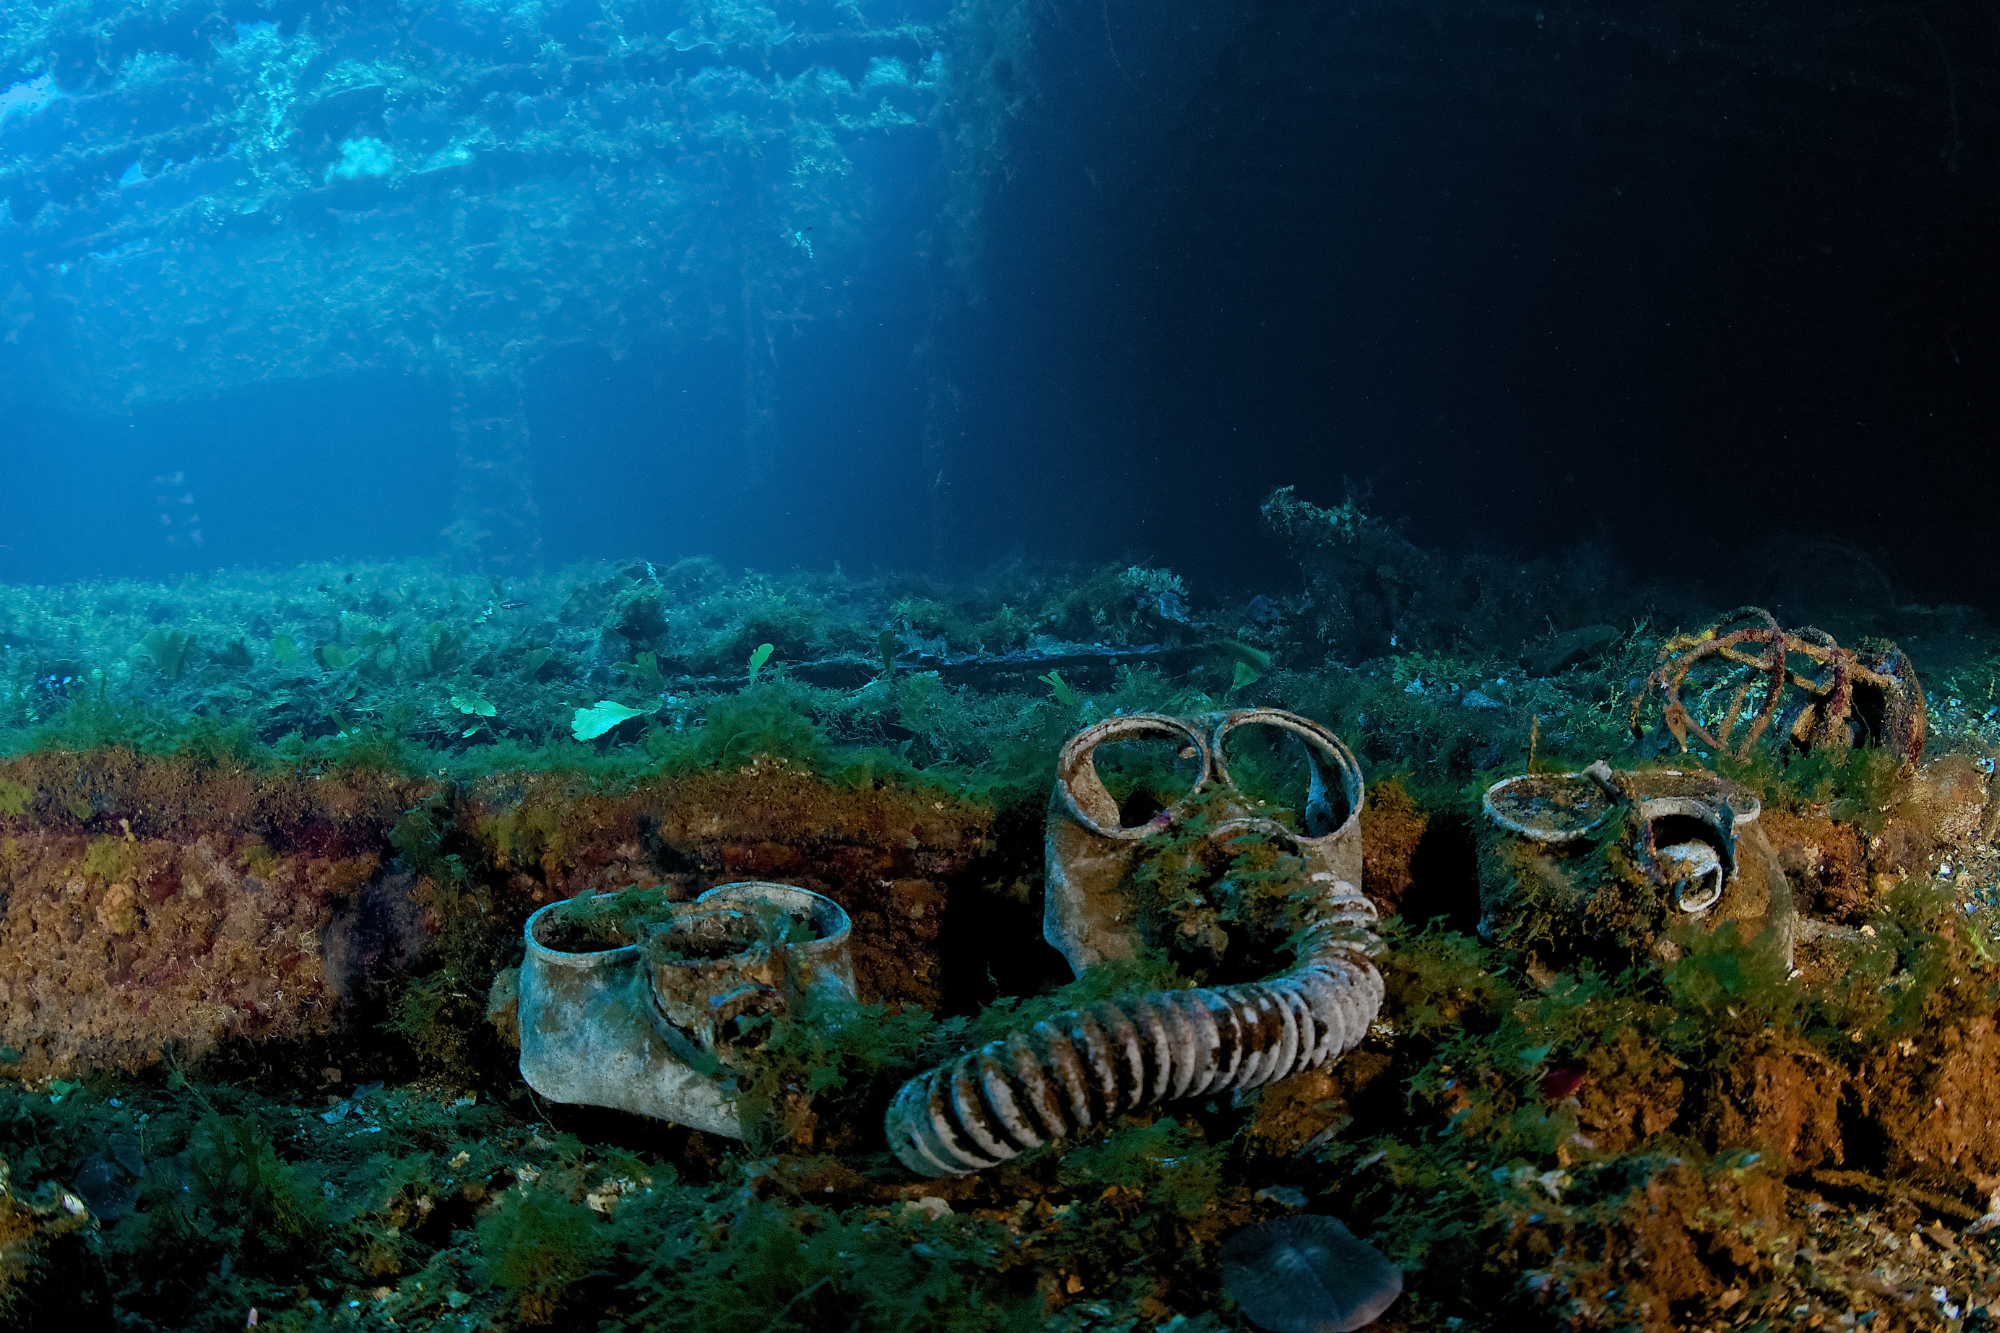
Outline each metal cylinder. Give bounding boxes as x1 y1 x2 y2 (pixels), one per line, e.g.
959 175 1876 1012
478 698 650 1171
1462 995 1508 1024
640 881 858 1066
1043 713 1210 973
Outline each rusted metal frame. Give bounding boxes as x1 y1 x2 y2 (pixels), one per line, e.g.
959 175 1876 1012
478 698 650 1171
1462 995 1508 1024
1780 628 1855 748
1651 608 1787 758
1716 682 1752 749
1649 636 1741 751
1783 630 1906 749
1732 609 1790 756
1710 631 1787 751
1631 607 1923 764
1785 658 1902 700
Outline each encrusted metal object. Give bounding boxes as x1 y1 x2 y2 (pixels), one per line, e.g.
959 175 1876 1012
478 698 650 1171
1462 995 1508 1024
639 882 857 1068
517 881 855 1137
1479 763 1793 966
1044 708 1365 973
1628 606 1927 767
888 707 1381 1177
886 882 1382 1176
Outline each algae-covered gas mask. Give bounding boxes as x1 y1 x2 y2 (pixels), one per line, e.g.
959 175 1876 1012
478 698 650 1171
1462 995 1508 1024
514 881 857 1138
1479 762 1795 972
885 707 1385 1177
1042 707 1366 976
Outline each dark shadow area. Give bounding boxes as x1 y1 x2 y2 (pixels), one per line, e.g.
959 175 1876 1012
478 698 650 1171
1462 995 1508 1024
1397 813 1483 934
941 0 2000 609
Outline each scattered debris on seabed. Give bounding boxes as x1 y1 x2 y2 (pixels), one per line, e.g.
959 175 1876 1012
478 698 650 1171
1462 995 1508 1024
4 528 2000 1330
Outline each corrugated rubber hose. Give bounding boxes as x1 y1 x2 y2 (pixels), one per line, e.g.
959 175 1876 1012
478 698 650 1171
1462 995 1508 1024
884 878 1383 1176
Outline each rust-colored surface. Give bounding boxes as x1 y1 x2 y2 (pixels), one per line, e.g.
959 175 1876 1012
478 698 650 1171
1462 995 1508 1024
1696 1038 1847 1174
1857 1020 2000 1188
1760 808 1871 921
0 745 421 846
0 750 421 1080
1868 815 1936 880
0 829 417 1080
459 757 992 1009
1899 754 1991 846
1531 1163 1793 1333
0 750 993 1078
1241 1065 1346 1156
1572 1027 1685 1155
1629 607 1928 767
1243 1048 1394 1157
1359 775 1427 915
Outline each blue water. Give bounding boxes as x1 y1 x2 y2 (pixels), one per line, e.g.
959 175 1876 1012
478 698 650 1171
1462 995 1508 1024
0 0 1994 602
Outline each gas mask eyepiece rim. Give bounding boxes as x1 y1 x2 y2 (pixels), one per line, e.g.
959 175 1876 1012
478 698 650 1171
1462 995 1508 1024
1053 712 1214 840
1207 708 1365 846
1044 707 1368 976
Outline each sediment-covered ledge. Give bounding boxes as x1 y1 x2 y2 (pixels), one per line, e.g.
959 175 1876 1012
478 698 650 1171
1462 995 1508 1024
0 747 993 1082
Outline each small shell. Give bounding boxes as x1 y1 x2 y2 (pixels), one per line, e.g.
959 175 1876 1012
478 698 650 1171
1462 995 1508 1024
1221 1214 1403 1333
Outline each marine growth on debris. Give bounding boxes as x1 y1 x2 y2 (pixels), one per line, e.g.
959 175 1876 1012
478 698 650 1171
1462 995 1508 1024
884 886 1383 1177
3 544 2000 1331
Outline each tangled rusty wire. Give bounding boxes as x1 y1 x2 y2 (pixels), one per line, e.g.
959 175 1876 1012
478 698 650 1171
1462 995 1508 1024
1627 607 1927 767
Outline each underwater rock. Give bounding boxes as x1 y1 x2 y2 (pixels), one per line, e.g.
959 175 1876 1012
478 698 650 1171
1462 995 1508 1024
1219 1214 1403 1332
1262 486 1669 661
1900 754 1992 850
1526 623 1622 677
606 584 670 647
1261 487 1446 661
68 1147 143 1221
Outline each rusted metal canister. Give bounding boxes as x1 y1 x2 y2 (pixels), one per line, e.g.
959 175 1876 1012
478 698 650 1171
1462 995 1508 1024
1478 764 1794 970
